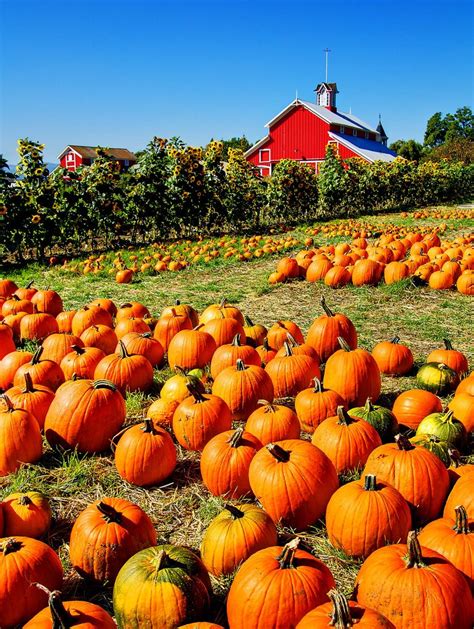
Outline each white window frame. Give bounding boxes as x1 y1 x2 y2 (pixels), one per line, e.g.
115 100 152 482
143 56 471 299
340 125 345 134
365 131 370 139
66 153 74 162
353 129 358 137
259 148 271 162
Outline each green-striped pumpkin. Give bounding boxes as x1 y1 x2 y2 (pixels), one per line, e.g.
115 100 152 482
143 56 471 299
349 398 398 443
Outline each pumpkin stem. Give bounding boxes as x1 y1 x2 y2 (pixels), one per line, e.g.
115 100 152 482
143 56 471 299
152 549 169 572
390 336 401 344
227 426 245 448
186 382 206 403
312 377 323 393
71 344 85 354
22 371 35 393
96 501 122 524
18 494 33 506
337 337 352 352
140 332 152 339
336 406 353 426
26 280 35 288
320 295 335 318
363 474 377 491
276 537 300 569
31 345 44 364
33 585 74 629
443 339 454 350
395 433 415 451
11 294 20 301
283 341 294 357
267 443 291 462
442 409 454 421
0 393 14 412
141 418 157 434
118 340 130 358
219 298 228 308
236 358 247 371
364 397 374 413
453 505 469 535
262 338 270 351
231 333 242 347
244 315 254 327
258 399 276 412
328 589 354 628
93 379 118 392
405 530 426 568
225 504 245 519
285 332 298 347
0 538 22 555
448 448 461 468
175 366 187 376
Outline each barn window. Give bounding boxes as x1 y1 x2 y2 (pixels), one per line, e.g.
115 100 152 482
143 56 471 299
67 153 74 162
340 125 345 134
365 131 369 139
352 129 358 137
259 148 271 162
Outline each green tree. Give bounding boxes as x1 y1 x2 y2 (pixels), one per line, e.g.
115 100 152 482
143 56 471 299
389 139 424 161
224 148 266 229
424 112 448 148
317 145 348 217
266 159 318 224
218 136 252 161
445 106 474 143
425 137 474 164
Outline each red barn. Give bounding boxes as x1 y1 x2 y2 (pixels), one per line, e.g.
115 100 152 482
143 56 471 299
246 83 395 175
57 145 137 172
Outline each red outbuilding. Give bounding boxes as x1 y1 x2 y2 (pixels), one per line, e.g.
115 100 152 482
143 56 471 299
246 83 396 176
57 145 137 172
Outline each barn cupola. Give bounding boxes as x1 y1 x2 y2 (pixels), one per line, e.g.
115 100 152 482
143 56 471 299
376 115 388 146
315 82 338 111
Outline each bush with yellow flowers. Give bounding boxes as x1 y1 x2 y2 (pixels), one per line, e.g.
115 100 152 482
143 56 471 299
225 148 266 230
266 158 319 224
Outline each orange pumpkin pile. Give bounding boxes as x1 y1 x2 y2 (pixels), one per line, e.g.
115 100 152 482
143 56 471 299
0 278 473 627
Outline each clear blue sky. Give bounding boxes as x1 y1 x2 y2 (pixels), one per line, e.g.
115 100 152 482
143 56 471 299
1 0 473 162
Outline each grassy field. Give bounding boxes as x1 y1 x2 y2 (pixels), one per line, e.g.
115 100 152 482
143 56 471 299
1 206 473 625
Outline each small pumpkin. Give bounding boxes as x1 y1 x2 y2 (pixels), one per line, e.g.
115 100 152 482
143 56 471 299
0 322 15 359
305 297 357 362
243 315 267 347
265 341 321 398
427 339 469 375
0 350 33 391
94 340 154 396
14 346 65 392
245 400 300 444
416 408 467 450
167 328 217 371
146 397 179 426
31 289 63 317
210 333 261 379
267 320 304 350
449 392 474 433
410 434 452 467
349 397 399 443
371 336 414 375
443 471 474 519
60 344 106 380
416 362 459 395
391 388 443 429
80 324 118 355
40 332 84 366
2 492 52 538
0 394 43 476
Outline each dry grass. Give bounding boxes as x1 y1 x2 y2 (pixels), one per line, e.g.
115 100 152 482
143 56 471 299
1 207 473 626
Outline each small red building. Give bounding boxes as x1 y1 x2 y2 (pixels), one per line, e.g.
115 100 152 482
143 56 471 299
246 83 395 176
57 145 137 172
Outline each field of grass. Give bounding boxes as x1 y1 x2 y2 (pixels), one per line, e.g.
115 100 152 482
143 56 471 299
1 206 473 625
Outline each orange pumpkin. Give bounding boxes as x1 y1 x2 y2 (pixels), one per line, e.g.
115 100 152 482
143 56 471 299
306 297 357 362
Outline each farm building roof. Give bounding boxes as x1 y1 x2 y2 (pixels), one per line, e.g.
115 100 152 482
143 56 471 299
328 132 396 162
57 146 137 161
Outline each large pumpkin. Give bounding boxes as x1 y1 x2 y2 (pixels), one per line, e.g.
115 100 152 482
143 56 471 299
323 338 381 407
5 371 54 430
427 339 469 375
371 336 414 375
0 394 43 475
363 434 450 524
0 536 63 627
265 341 321 398
69 497 157 584
202 316 246 348
391 388 443 429
248 439 339 530
71 305 113 337
119 331 164 367
31 289 63 317
94 340 154 396
305 297 357 362
226 538 335 629
113 544 211 628
44 379 125 452
153 309 194 351
80 323 118 355
325 474 411 558
355 531 473 629
40 332 84 365
60 344 106 380
210 333 261 379
114 418 177 487
167 328 217 371
14 346 65 391
294 378 346 433
200 426 262 498
200 503 277 576
20 313 59 342
245 401 300 445
444 471 474 519
449 392 474 433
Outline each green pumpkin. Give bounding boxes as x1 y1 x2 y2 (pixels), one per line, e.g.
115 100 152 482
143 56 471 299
349 397 398 443
416 362 459 395
113 545 211 628
410 434 452 467
416 409 467 450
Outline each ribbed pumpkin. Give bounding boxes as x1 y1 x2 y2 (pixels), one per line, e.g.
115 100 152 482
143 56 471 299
391 388 443 429
14 346 65 391
416 361 460 395
71 305 113 337
0 278 18 298
5 372 54 430
449 393 474 433
325 474 411 558
153 309 194 351
114 316 151 340
172 386 232 451
94 340 154 396
201 503 277 576
416 408 467 450
355 531 473 629
265 341 321 398
161 299 199 327
275 333 320 361
410 434 452 467
371 336 414 375
210 333 261 379
248 439 339 530
0 350 33 390
23 586 116 628
167 328 217 371
69 497 157 584
114 418 177 486
146 398 180 426
2 491 52 538
0 394 43 475
352 258 383 286
56 310 76 334
200 298 244 325
323 338 381 407
427 339 469 375
363 434 450 524
296 589 395 629
14 281 37 301
456 373 474 396
60 344 106 380
116 301 150 320
306 297 357 362
20 312 59 342
294 378 346 433
2 294 34 316
200 427 262 498
160 369 205 403
255 338 277 366
31 289 63 317
80 323 118 355
306 257 333 282
243 315 267 347
40 332 84 365
311 407 382 474
202 315 246 348
227 538 335 629
212 359 274 420
418 504 474 590
245 401 300 444
349 397 399 443
0 536 63 628
0 321 15 359
444 471 474 519
89 297 118 318
267 320 304 350
118 331 164 367
44 379 125 452
113 545 211 628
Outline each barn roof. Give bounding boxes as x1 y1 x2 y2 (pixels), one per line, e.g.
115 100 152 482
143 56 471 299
328 132 396 162
57 145 137 161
